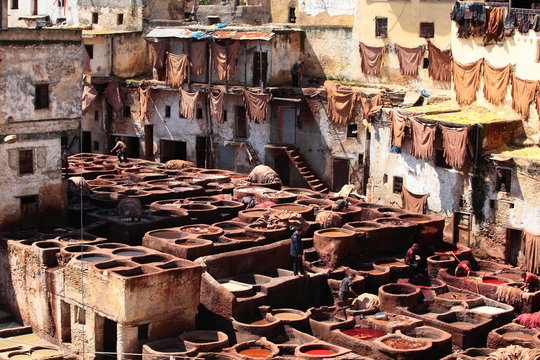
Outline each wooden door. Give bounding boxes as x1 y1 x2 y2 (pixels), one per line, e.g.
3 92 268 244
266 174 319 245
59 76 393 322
279 107 296 144
453 212 471 246
332 158 349 192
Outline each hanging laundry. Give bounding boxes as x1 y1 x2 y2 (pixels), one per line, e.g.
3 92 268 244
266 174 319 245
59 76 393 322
471 4 486 22
243 90 272 123
104 81 123 114
389 109 409 149
324 81 357 125
469 20 487 37
504 11 517 36
451 1 465 22
139 87 151 123
512 76 538 119
359 42 385 76
523 231 540 274
212 41 241 81
395 45 425 77
482 61 511 106
427 41 452 82
359 92 382 122
190 40 207 76
179 89 200 120
209 89 225 124
457 21 471 38
517 13 531 34
484 7 505 43
166 53 189 87
533 14 540 32
452 59 483 106
82 82 97 114
441 125 472 169
409 117 437 160
402 186 429 214
146 39 169 80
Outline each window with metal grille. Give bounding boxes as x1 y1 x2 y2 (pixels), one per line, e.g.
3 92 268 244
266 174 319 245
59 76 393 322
75 307 86 325
495 167 512 193
253 52 268 87
19 150 34 175
375 17 388 38
84 44 94 59
420 22 435 39
393 176 403 194
35 84 49 110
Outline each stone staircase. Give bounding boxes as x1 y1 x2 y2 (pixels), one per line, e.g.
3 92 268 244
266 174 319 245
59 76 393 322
266 144 329 193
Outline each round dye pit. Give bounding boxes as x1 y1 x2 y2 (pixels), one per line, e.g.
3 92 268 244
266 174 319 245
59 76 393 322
150 230 183 239
320 231 349 236
113 249 146 257
497 273 523 282
31 349 61 357
483 279 508 285
469 305 506 315
77 254 111 263
501 331 533 341
9 355 32 360
437 292 478 301
250 319 271 325
238 348 273 358
342 328 386 341
377 261 406 267
272 205 307 212
182 226 220 234
228 235 258 241
220 282 251 292
303 349 337 355
273 312 304 321
382 338 425 350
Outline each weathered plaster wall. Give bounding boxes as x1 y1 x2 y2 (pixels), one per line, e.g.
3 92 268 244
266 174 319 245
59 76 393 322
78 1 143 31
296 0 355 26
351 0 453 88
113 32 148 78
83 37 111 77
451 22 540 143
143 0 194 21
269 31 304 86
8 0 79 27
195 3 270 25
82 94 109 154
270 0 296 23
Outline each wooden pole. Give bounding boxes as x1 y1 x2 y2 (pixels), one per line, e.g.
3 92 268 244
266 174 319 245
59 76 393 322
225 40 229 92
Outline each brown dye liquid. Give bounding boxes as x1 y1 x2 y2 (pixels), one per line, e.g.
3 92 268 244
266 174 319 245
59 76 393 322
355 226 377 230
449 321 474 328
152 230 182 239
183 226 219 234
383 338 425 350
178 241 202 247
501 332 533 341
250 320 271 325
438 292 477 300
238 348 272 358
321 231 349 236
273 312 303 321
377 261 406 267
364 269 383 274
10 355 32 360
274 205 306 212
402 217 427 222
498 273 523 282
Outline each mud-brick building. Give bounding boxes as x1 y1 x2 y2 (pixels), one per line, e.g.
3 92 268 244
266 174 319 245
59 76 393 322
0 28 82 230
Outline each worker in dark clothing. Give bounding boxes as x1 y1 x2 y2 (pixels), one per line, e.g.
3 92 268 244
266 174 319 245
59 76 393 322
241 196 257 209
338 273 358 304
290 227 305 276
332 198 349 211
291 61 304 87
521 271 540 293
111 137 128 163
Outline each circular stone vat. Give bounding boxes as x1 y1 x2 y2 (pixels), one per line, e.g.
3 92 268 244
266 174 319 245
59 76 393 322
112 249 147 257
381 336 428 350
30 348 61 357
283 187 324 199
314 228 356 240
270 203 314 220
482 277 508 285
212 221 246 234
399 214 431 222
75 253 111 263
64 245 97 253
185 196 223 204
295 343 341 358
376 217 411 227
148 229 185 240
233 340 278 359
378 283 423 312
270 308 308 325
179 203 219 222
374 258 407 268
343 221 383 232
179 224 224 240
179 330 229 353
427 255 456 278
244 223 289 241
342 328 386 341
238 208 271 223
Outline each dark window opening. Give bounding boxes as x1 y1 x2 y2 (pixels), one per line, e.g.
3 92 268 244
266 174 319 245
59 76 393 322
123 106 131 118
289 7 296 23
420 22 435 39
61 136 68 147
92 12 99 24
11 0 19 10
495 167 512 193
422 58 429 69
460 196 466 208
383 174 388 184
223 110 228 122
207 16 220 25
93 141 99 151
347 124 358 138
117 13 124 25
235 106 248 138
84 44 94 59
375 17 388 38
196 108 203 119
253 52 268 87
19 150 34 175
75 307 86 325
58 0 64 7
35 84 50 110
489 199 497 209
435 148 452 169
165 105 171 118
138 324 149 341
393 176 403 194
511 0 540 9
358 153 364 166
94 110 99 122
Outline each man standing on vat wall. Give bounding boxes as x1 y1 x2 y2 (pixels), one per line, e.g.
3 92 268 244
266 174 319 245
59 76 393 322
290 227 305 276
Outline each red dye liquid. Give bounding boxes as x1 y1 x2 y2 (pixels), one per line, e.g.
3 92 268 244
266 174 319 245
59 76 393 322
303 349 338 355
342 328 386 340
483 279 508 285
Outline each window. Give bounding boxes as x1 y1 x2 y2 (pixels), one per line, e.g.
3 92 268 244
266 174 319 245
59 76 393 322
58 0 64 7
11 0 18 9
422 58 429 69
420 22 435 39
235 106 247 138
196 108 203 119
94 110 99 122
117 13 124 25
75 307 86 325
19 150 34 175
92 13 99 24
289 7 296 23
383 174 388 184
138 324 149 341
223 110 228 122
93 141 99 151
347 124 358 138
123 106 131 118
495 167 512 193
84 44 94 59
393 176 403 194
165 105 171 118
35 84 50 110
358 154 364 166
375 17 388 38
253 52 268 87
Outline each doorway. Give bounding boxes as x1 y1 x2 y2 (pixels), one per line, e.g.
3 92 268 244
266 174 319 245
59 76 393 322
82 131 92 153
160 139 187 163
453 212 472 246
20 195 39 229
332 158 349 192
218 146 235 171
102 318 117 359
196 136 209 168
274 155 290 186
144 125 154 160
506 228 523 266
279 107 296 144
126 136 140 158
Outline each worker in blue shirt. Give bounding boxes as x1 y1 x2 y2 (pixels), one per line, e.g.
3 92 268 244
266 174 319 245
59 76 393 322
291 61 304 87
290 227 305 276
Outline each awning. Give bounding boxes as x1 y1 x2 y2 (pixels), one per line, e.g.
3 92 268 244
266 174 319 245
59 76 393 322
213 30 274 40
146 28 210 40
146 27 274 41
